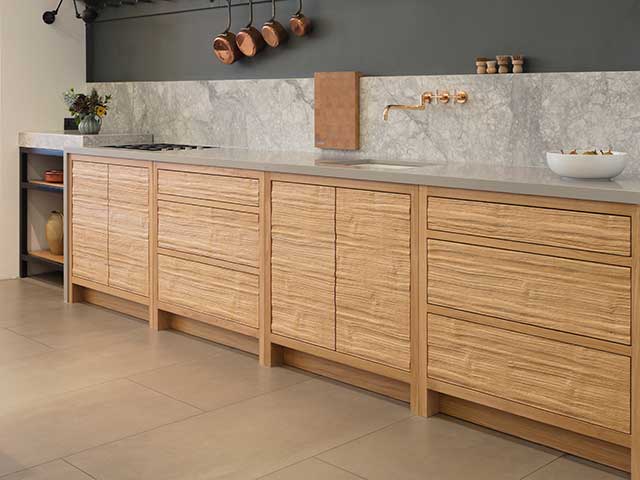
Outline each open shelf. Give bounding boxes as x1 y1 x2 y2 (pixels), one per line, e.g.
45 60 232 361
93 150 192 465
21 180 64 193
26 249 64 265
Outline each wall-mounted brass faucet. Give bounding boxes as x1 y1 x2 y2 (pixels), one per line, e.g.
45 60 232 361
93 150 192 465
383 90 468 121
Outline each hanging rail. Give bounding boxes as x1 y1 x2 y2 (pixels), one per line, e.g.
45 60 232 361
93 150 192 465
90 0 291 24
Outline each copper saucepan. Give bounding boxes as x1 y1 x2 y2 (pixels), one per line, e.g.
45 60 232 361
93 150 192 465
289 0 311 37
236 0 265 57
213 0 243 64
262 0 288 48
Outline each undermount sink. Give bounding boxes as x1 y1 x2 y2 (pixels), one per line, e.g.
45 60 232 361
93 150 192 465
315 159 425 170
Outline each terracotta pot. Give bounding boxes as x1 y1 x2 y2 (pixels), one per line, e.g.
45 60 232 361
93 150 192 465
46 211 64 255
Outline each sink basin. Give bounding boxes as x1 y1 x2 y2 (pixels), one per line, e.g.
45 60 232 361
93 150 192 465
316 159 425 170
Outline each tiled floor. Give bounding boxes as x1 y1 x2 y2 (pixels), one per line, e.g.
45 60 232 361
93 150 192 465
0 278 630 480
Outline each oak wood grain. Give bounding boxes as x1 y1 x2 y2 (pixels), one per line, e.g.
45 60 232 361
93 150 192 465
158 254 259 329
158 200 259 268
336 189 411 371
427 240 631 344
270 181 336 349
71 161 109 285
157 169 259 206
428 314 631 433
428 196 631 256
109 164 149 206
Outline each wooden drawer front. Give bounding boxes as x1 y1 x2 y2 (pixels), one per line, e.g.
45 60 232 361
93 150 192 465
428 314 631 433
271 182 336 349
158 200 259 268
109 165 149 206
72 226 108 285
108 203 149 296
428 197 631 256
428 240 631 344
158 169 259 206
72 161 108 201
158 255 259 329
336 189 411 371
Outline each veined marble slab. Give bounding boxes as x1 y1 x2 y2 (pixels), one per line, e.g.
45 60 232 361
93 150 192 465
90 71 640 173
18 132 153 151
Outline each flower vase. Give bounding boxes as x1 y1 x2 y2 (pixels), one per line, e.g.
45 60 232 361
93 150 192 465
45 211 64 255
78 115 102 135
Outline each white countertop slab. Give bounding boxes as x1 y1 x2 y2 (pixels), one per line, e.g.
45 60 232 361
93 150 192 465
19 132 153 151
66 145 640 205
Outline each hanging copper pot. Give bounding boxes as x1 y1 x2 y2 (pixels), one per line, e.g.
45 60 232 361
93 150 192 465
289 0 311 37
236 0 265 57
261 0 288 48
213 0 243 64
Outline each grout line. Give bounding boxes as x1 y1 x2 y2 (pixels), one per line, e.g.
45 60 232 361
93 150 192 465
311 415 413 467
63 410 208 461
2 326 56 350
62 378 316 463
125 377 205 412
62 458 98 480
314 457 368 479
519 454 566 480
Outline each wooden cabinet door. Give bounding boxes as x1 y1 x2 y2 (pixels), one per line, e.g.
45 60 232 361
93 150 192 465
270 182 336 349
71 161 109 284
107 165 150 297
335 189 411 370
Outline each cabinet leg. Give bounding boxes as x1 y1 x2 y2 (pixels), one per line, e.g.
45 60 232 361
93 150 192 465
68 284 84 304
151 309 171 331
260 337 283 367
414 386 440 417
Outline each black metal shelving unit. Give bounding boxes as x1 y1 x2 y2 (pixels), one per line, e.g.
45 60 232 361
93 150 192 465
19 147 65 279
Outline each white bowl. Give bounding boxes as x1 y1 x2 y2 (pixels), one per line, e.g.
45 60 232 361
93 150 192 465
546 151 628 179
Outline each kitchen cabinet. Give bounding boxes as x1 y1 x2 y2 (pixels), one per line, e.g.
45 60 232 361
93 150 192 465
336 189 411 370
271 181 336 349
70 158 151 299
155 164 264 337
270 178 414 372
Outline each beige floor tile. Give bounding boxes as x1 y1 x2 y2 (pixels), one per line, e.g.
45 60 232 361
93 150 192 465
318 416 562 480
129 349 311 410
67 379 410 480
0 379 200 477
7 302 147 349
0 460 93 480
0 329 227 413
1 296 66 329
525 456 629 479
261 458 363 480
0 329 51 364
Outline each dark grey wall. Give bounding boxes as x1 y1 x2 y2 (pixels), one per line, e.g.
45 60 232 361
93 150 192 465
87 0 640 82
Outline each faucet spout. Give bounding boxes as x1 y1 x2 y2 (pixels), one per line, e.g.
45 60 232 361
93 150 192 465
383 92 433 121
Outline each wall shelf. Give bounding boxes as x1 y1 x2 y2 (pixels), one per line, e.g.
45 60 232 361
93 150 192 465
21 180 64 193
25 250 64 266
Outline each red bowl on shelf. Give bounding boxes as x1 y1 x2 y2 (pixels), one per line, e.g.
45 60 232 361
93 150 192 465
43 170 63 183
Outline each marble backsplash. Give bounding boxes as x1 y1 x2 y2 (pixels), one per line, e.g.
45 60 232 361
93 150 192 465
92 71 640 172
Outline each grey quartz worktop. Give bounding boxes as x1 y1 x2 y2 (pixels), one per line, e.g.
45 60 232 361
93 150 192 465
66 146 640 205
20 132 153 150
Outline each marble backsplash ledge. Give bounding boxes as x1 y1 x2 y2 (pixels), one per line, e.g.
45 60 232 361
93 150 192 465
92 71 640 173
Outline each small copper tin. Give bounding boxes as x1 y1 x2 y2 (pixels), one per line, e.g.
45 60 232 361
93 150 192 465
43 169 63 183
236 0 264 57
289 0 311 37
262 0 288 48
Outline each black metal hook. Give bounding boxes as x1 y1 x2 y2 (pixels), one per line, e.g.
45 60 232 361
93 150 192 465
295 0 303 16
245 0 255 29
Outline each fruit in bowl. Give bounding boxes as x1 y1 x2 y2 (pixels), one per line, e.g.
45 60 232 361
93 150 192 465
546 149 628 179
